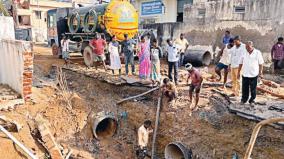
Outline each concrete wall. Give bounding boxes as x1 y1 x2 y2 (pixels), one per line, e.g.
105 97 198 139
142 0 284 61
0 17 15 40
133 0 177 23
0 40 33 101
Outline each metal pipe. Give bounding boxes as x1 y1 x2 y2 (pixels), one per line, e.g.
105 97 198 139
165 142 192 159
244 117 284 159
0 125 38 159
184 50 212 66
151 94 163 159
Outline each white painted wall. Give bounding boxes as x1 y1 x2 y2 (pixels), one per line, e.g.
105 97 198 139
0 16 32 96
0 17 15 40
0 40 25 96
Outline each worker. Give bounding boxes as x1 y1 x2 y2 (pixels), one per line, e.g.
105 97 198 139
174 33 189 67
60 34 70 66
186 63 203 110
229 35 246 97
215 38 234 88
90 33 107 70
137 120 153 159
121 34 136 76
162 78 178 102
271 37 284 73
166 39 181 85
238 41 264 106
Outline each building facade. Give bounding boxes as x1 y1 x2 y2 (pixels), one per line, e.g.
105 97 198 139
132 0 192 24
141 0 284 62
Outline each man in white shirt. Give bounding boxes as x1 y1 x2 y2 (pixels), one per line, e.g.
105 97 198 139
174 33 189 67
229 36 246 96
166 39 181 85
61 34 70 65
238 41 264 106
137 120 153 158
215 38 234 88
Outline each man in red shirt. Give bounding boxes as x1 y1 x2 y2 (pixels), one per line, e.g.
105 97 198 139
90 33 107 70
186 63 203 110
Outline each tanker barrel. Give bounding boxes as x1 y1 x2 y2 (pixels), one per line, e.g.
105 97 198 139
92 112 118 140
165 142 193 159
184 50 212 66
68 4 107 33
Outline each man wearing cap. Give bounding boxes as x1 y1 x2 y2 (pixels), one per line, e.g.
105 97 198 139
174 33 189 67
229 36 246 97
238 41 264 106
186 63 203 109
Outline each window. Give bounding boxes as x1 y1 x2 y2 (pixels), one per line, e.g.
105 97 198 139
198 8 206 16
35 11 41 19
234 6 245 14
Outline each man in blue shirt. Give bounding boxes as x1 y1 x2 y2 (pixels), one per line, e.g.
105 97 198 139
121 34 136 75
223 30 232 45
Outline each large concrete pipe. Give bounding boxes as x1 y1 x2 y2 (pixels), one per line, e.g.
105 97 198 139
165 142 192 159
92 112 118 140
184 50 212 66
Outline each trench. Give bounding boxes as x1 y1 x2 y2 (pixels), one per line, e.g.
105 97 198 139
59 69 284 159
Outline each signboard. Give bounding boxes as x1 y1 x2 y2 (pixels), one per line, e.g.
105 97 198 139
141 1 163 16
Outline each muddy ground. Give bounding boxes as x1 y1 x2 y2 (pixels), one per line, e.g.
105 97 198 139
0 45 284 159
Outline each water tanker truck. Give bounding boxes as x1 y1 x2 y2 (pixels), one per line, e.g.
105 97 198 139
47 0 138 66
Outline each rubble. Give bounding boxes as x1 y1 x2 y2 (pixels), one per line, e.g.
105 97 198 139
35 115 64 159
0 84 24 110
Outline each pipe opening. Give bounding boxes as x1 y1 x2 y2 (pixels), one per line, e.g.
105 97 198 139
165 144 185 159
165 142 192 159
202 51 212 66
94 117 117 140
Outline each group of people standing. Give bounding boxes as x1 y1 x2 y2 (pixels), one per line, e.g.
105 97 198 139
214 31 282 106
89 33 163 84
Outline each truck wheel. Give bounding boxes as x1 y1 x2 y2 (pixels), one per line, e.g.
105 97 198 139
83 46 94 67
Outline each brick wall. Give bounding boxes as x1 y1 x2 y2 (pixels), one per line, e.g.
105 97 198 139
0 39 33 102
23 51 33 101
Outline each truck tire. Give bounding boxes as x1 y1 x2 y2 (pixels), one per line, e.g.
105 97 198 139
83 46 94 67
